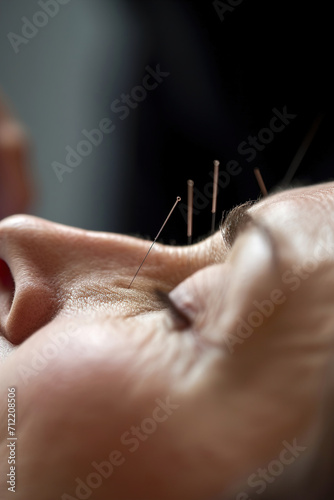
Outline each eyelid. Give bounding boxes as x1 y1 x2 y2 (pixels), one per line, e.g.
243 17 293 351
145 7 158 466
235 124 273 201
225 214 282 280
153 289 192 331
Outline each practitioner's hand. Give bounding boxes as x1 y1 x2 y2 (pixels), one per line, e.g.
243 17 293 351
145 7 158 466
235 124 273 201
0 91 33 219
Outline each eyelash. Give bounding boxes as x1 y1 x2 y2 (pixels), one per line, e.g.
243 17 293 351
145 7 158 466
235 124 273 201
154 289 192 331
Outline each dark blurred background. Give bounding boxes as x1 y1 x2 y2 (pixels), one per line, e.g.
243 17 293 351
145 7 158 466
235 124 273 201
1 0 333 244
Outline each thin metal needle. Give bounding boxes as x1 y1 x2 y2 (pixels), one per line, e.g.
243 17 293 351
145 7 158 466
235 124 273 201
128 196 181 288
187 180 194 245
211 160 220 233
281 113 324 186
254 167 268 197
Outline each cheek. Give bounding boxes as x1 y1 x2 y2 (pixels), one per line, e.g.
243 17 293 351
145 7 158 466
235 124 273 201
0 336 16 364
0 317 220 499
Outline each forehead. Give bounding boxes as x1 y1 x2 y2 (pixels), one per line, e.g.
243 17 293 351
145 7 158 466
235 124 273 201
252 182 334 210
247 182 334 228
220 182 334 254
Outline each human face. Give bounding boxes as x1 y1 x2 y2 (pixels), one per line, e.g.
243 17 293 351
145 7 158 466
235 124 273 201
1 182 334 500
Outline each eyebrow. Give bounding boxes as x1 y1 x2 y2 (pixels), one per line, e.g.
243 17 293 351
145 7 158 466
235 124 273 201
220 201 255 249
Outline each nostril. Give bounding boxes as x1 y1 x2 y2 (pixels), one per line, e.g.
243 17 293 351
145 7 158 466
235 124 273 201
0 259 15 294
0 258 15 338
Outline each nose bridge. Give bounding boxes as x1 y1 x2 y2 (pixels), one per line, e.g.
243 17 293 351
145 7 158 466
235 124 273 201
0 214 197 344
0 214 176 280
0 215 93 275
0 215 166 343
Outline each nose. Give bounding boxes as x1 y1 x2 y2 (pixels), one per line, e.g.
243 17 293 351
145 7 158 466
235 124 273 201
0 215 70 344
0 214 195 345
0 214 132 345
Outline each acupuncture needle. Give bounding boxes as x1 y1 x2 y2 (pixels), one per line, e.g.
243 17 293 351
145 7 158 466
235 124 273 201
281 112 324 186
211 160 220 233
128 196 181 288
253 167 268 197
187 180 194 245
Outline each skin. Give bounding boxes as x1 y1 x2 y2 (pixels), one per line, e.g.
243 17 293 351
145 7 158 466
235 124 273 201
0 181 334 500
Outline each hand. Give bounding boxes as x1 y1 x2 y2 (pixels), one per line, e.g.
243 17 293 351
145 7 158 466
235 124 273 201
0 91 33 220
